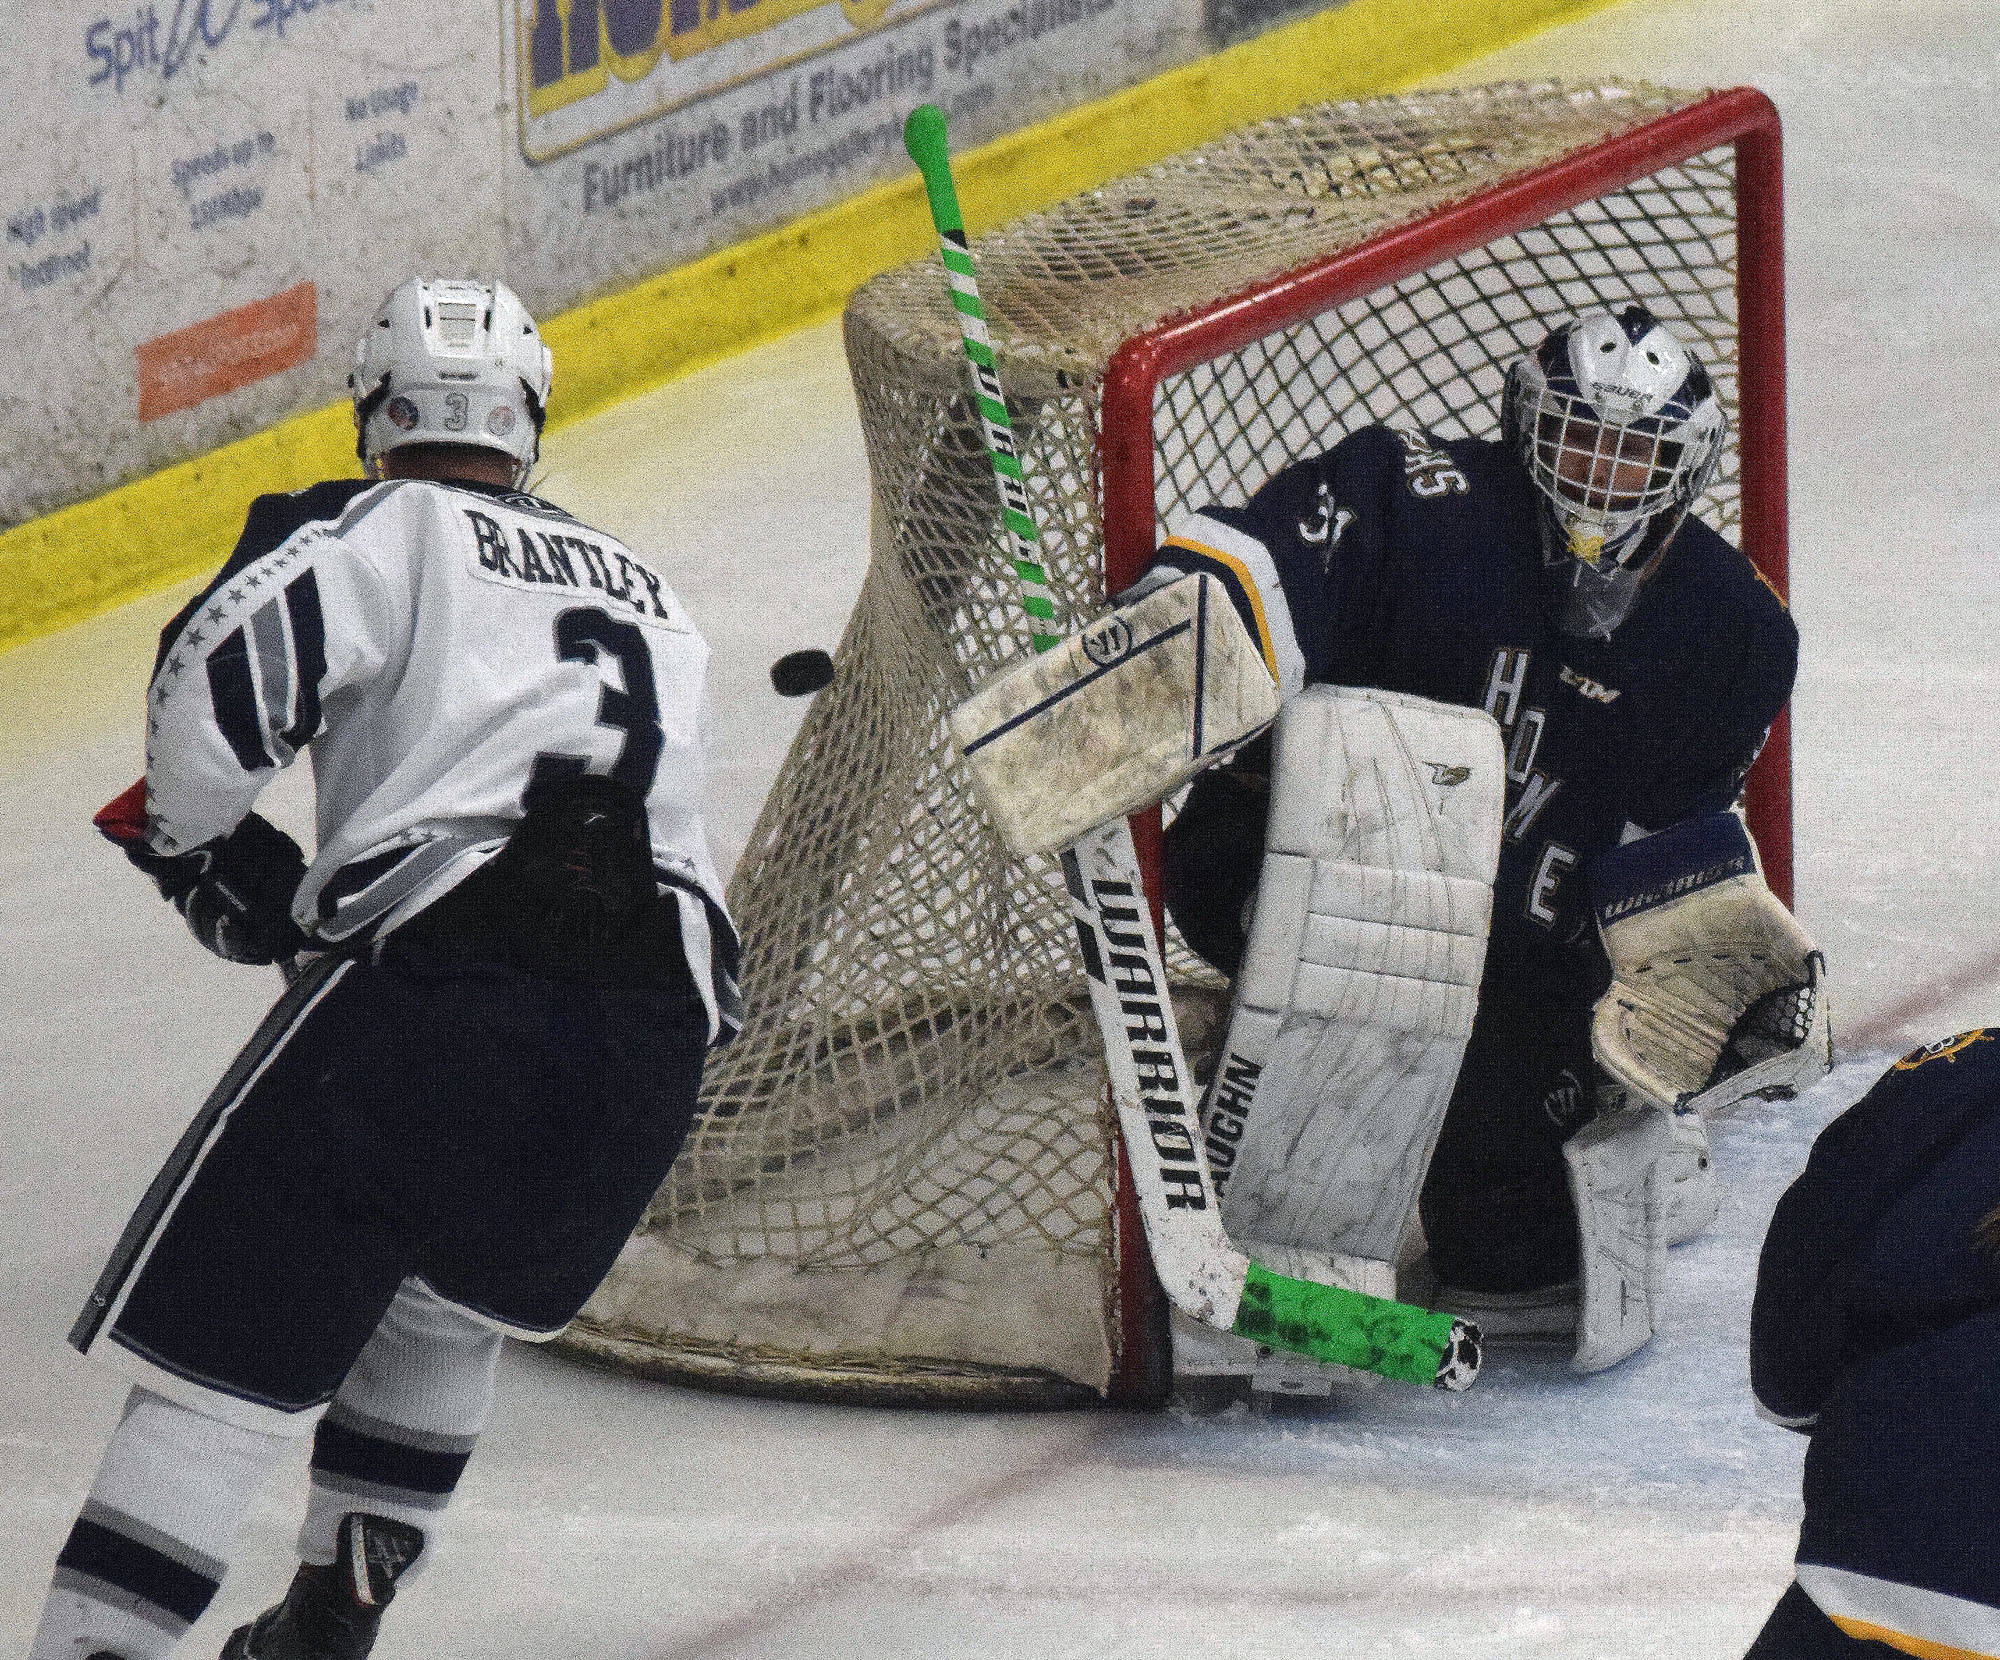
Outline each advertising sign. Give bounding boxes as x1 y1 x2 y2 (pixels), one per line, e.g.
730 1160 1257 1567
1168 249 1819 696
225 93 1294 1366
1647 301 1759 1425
0 0 1207 532
2 1 503 527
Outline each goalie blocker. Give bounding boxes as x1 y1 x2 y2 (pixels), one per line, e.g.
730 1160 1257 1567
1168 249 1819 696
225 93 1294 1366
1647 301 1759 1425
951 572 1279 856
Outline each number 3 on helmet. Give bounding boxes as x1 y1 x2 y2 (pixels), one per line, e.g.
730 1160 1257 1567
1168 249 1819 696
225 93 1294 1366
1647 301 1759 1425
349 277 554 488
1501 305 1726 637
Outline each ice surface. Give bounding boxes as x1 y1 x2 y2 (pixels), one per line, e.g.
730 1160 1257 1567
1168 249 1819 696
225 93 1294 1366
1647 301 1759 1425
5 0 1998 1653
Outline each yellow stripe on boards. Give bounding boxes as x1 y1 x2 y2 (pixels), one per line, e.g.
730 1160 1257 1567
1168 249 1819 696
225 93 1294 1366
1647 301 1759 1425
0 404 357 658
0 0 1627 654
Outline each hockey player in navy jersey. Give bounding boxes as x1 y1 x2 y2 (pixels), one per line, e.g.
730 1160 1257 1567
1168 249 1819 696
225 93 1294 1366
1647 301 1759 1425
1745 1030 2000 1659
1138 305 1830 1367
26 278 740 1660
959 303 1829 1376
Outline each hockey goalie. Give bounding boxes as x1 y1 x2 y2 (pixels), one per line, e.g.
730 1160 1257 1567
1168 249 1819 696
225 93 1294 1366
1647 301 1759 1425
959 305 1829 1379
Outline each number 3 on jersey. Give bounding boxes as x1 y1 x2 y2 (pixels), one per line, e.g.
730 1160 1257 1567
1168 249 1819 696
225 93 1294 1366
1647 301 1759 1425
529 606 665 796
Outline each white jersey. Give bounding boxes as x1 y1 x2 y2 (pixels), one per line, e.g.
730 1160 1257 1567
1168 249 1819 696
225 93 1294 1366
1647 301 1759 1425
143 476 741 1041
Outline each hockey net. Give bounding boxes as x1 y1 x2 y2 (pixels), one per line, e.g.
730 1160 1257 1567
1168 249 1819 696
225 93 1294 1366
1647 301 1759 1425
560 80 1788 1406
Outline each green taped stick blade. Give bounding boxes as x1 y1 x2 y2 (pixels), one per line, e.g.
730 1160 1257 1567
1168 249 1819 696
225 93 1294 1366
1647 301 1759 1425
1233 1263 1482 1390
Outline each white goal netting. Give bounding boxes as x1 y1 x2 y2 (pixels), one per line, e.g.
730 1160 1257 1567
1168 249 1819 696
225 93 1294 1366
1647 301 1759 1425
559 80 1764 1405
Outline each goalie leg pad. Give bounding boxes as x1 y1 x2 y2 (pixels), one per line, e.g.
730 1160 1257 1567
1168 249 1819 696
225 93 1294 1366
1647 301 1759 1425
950 572 1280 856
1659 1101 1720 1245
1203 686 1505 1268
1564 1106 1671 1373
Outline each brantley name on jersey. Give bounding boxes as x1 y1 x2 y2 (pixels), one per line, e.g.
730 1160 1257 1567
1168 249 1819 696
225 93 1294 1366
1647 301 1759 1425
463 504 681 623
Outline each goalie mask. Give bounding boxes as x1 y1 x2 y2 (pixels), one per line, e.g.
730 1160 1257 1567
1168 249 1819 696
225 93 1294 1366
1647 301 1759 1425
1502 306 1726 639
351 277 553 485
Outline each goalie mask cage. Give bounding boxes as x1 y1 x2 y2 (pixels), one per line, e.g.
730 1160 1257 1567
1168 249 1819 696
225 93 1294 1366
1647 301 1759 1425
561 81 1788 1407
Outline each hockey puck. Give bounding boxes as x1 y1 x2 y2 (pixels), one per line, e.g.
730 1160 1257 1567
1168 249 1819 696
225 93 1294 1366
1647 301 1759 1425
770 648 835 697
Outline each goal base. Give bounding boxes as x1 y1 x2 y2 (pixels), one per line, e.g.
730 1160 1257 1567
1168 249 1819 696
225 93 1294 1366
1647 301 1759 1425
558 1326 1106 1409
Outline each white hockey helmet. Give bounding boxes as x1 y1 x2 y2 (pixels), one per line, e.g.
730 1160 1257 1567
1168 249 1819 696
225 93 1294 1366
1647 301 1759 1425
350 278 553 484
1502 305 1726 636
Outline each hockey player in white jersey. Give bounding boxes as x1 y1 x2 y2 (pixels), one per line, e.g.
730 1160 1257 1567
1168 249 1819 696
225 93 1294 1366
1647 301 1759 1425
25 278 740 1660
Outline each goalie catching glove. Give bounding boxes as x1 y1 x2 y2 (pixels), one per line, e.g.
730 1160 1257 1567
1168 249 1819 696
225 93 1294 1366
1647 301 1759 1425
94 778 310 966
1590 811 1829 1116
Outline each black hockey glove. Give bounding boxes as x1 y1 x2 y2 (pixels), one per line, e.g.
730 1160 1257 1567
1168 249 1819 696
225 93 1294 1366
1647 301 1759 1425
95 781 311 965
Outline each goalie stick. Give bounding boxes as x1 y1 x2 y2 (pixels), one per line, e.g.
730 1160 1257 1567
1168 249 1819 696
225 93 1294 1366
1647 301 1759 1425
904 104 1478 1391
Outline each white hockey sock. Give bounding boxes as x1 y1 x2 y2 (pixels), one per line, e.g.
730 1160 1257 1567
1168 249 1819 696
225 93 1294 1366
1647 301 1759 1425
29 1387 289 1660
297 1278 504 1578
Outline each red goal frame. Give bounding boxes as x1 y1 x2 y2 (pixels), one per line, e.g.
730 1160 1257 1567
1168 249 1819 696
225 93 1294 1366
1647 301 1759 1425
1093 88 1789 1403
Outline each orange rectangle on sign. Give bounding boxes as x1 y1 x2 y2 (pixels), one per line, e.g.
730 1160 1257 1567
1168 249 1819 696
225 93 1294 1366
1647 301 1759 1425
136 281 318 422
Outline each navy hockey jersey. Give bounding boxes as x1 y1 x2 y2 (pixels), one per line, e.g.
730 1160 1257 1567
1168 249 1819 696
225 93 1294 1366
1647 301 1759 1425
1751 1031 2000 1656
1144 425 1798 1007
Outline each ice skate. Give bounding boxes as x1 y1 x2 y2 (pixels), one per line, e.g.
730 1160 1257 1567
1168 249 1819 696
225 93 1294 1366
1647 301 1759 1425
220 1515 422 1660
